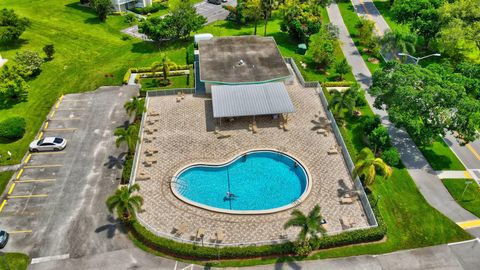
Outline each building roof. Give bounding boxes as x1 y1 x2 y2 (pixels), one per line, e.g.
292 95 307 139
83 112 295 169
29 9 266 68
198 36 292 85
211 82 295 118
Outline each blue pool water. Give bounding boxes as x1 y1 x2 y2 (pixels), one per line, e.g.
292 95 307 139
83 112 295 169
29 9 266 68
173 151 308 212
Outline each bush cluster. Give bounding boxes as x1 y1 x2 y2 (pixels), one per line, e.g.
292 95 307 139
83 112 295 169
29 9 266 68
0 117 26 140
123 69 132 85
130 64 190 73
186 43 195 65
130 2 167 15
361 115 400 167
322 81 355 87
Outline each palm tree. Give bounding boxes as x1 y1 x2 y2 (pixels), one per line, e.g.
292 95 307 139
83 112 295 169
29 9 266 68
261 0 274 36
353 147 393 186
106 184 143 223
114 124 139 154
124 97 145 120
283 204 326 241
328 89 355 118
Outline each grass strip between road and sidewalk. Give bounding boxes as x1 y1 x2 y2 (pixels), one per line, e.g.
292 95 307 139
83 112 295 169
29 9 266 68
443 179 480 218
0 253 30 270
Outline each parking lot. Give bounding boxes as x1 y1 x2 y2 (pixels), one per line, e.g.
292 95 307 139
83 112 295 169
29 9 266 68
196 0 237 23
0 86 137 259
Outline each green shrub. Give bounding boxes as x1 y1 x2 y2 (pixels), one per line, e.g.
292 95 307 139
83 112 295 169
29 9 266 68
121 34 132 41
362 115 381 134
123 68 132 84
368 126 391 153
131 2 167 15
186 43 195 65
322 81 354 87
122 154 134 184
0 117 26 140
381 147 401 167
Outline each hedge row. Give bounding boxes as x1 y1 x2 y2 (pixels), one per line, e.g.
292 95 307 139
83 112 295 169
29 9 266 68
139 70 190 78
322 81 355 87
129 195 385 260
122 154 134 184
130 64 191 73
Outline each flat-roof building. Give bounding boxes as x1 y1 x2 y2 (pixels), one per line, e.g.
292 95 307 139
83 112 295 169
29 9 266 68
197 36 295 120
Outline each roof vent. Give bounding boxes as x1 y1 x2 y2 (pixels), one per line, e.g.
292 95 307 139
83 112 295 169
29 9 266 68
237 59 245 66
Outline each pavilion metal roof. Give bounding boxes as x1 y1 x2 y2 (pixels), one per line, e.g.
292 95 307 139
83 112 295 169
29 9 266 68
211 82 295 118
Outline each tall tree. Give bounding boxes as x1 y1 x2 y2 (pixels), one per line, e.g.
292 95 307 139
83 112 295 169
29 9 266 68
380 29 417 58
114 125 139 154
283 204 326 241
243 0 263 35
371 61 480 144
106 184 143 223
279 0 322 43
355 17 375 47
261 0 274 36
139 1 206 41
124 97 145 120
310 26 337 69
0 9 30 44
90 0 112 22
353 148 392 186
328 84 361 118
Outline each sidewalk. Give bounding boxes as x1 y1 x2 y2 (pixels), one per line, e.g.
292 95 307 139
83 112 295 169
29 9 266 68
0 164 21 173
326 1 480 237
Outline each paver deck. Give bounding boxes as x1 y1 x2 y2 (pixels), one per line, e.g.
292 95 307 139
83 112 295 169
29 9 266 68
134 76 369 245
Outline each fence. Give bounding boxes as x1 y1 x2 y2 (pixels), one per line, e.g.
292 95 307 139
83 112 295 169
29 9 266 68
146 88 195 96
285 57 378 227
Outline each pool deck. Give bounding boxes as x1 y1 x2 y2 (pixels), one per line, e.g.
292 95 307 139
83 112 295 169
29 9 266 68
134 76 370 245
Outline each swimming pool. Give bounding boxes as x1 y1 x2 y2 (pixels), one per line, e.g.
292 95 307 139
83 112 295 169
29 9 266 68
172 150 310 214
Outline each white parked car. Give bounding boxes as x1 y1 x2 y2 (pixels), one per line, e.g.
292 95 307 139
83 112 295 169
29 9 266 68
29 137 67 152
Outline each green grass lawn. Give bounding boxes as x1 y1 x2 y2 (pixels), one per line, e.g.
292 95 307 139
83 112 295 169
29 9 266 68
443 179 480 218
0 0 189 165
337 2 384 73
0 171 14 195
140 75 193 90
0 253 30 270
418 137 466 171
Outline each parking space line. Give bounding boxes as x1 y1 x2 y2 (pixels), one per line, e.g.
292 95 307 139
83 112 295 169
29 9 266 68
24 164 62 169
9 230 33 234
7 183 16 195
61 99 89 102
16 169 24 180
8 194 48 199
48 118 80 121
31 152 65 155
0 200 6 213
44 128 77 131
16 179 56 183
37 131 44 139
44 121 49 130
24 153 32 164
50 110 56 118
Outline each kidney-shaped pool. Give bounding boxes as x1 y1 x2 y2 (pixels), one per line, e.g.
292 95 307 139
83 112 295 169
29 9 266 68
171 150 310 214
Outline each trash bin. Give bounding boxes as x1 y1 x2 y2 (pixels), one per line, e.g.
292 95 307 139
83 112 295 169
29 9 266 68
297 43 307 55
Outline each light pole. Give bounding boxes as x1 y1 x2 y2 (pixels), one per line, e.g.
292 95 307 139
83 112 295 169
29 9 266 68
397 53 441 65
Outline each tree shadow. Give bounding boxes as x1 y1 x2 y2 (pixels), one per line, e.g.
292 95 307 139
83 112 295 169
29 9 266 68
274 256 302 270
104 152 126 169
64 2 97 16
95 215 128 239
0 38 29 51
84 17 102 25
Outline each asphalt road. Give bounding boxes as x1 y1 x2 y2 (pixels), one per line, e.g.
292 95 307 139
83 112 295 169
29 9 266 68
0 85 138 259
196 0 237 24
444 133 480 181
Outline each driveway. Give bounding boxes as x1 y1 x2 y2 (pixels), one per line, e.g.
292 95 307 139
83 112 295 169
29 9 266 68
0 85 138 259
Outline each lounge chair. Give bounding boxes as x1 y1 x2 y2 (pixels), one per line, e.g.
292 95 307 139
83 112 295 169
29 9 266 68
174 223 188 237
196 228 205 241
327 147 338 154
252 121 258 134
283 122 289 131
279 120 284 129
215 230 225 243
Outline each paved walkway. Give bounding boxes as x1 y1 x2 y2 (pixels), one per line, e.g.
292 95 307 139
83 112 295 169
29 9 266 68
0 164 21 173
30 239 480 270
326 1 480 237
128 73 138 85
350 0 390 36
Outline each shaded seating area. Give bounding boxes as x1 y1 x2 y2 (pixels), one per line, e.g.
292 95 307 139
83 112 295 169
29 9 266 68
211 82 295 133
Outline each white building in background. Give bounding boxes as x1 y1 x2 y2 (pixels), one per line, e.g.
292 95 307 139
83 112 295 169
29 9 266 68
111 0 152 12
0 55 7 68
